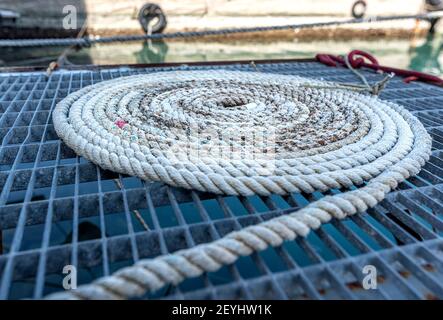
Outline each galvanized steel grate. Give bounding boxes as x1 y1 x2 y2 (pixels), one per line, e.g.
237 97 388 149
0 61 442 300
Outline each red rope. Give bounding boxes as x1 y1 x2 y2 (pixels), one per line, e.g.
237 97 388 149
316 50 443 86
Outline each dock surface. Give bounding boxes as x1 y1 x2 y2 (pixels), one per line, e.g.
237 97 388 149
0 60 442 299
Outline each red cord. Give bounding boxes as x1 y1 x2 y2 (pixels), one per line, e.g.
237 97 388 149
315 50 443 86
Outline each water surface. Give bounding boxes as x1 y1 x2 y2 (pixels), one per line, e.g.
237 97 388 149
2 34 443 76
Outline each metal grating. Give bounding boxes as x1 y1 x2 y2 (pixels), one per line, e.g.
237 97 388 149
0 60 442 300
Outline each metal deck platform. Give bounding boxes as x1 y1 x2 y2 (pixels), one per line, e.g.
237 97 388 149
0 60 442 300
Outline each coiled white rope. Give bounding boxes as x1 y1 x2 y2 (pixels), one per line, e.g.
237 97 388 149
49 70 431 299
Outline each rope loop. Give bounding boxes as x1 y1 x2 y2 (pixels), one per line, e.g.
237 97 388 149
348 50 380 69
317 50 443 86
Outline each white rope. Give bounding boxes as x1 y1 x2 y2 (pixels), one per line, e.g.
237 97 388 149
48 70 431 299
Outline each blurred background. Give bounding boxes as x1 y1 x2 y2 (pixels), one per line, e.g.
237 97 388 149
1 0 443 75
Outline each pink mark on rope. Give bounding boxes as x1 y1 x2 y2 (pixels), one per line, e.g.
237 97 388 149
115 120 127 129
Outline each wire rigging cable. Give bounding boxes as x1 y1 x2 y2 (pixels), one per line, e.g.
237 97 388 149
48 70 432 299
2 11 443 47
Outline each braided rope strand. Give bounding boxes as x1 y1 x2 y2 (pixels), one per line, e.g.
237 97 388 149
48 70 431 299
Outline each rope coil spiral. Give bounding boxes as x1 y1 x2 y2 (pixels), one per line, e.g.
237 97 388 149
49 70 431 299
